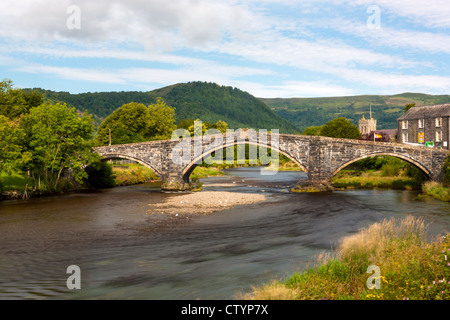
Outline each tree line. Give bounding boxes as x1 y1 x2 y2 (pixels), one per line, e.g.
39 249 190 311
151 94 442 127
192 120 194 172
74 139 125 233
0 79 233 193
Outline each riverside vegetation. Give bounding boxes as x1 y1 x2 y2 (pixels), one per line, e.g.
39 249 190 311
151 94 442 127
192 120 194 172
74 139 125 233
242 216 450 300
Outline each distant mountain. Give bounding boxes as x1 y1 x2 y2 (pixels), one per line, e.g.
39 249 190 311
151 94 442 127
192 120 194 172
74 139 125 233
28 82 300 134
260 93 450 133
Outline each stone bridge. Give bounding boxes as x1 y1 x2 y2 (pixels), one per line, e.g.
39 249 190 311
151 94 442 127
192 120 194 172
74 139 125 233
93 130 449 192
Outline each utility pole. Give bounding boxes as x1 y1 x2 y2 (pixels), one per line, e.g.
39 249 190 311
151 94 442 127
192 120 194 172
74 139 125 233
109 128 111 146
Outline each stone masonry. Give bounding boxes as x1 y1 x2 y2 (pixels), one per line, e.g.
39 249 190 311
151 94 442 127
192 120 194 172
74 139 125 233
94 130 449 192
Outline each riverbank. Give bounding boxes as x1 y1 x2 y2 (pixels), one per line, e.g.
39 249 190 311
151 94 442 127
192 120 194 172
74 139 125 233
147 191 267 216
330 169 423 190
242 216 450 300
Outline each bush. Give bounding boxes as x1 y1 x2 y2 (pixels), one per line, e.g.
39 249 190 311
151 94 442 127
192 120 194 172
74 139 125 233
443 156 450 187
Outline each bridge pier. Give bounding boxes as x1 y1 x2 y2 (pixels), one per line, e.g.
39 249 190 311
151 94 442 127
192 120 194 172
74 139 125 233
161 174 192 192
292 178 335 192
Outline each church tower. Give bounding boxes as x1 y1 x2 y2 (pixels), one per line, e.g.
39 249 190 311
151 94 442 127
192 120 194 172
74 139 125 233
358 105 377 135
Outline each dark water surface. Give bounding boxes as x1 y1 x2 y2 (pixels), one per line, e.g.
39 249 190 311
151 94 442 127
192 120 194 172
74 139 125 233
0 167 449 299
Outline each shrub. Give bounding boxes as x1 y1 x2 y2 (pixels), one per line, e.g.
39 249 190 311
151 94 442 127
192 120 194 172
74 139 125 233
443 156 450 187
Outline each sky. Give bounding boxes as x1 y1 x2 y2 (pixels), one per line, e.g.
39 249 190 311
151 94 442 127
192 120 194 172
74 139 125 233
0 0 449 98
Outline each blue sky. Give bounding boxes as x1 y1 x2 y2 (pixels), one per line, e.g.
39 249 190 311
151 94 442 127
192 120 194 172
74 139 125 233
1 0 449 98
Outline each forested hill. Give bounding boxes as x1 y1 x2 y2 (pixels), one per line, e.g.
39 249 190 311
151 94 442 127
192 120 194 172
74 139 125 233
29 82 300 134
261 93 450 133
152 82 299 133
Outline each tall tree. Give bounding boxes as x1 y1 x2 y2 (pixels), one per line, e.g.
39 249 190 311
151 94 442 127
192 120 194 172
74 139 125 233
0 115 31 174
320 117 361 139
0 79 44 119
96 98 176 146
21 102 96 191
0 79 27 119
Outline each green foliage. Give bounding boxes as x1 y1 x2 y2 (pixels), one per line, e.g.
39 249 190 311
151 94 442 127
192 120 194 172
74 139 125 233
34 82 299 134
153 82 299 133
21 102 96 192
320 117 361 139
113 163 159 186
405 103 416 113
442 156 450 187
96 98 176 146
0 115 31 173
0 79 44 120
186 119 229 137
302 125 323 136
422 181 450 202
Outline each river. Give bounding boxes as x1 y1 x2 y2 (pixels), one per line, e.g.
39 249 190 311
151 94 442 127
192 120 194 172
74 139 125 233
0 167 449 300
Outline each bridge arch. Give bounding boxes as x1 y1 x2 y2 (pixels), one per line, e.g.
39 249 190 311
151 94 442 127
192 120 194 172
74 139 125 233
181 141 308 182
331 152 432 179
99 153 162 178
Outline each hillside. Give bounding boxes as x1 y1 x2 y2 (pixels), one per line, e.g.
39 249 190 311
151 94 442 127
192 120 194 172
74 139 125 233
29 82 300 134
260 93 450 132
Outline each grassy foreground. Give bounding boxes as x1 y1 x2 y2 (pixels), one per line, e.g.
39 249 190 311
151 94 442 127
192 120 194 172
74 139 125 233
241 216 450 300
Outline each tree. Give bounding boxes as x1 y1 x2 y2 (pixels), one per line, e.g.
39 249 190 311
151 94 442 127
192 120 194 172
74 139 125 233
0 79 44 119
303 125 323 136
96 98 176 146
405 103 416 113
147 98 177 140
0 115 31 174
320 117 361 139
21 102 96 191
0 79 28 119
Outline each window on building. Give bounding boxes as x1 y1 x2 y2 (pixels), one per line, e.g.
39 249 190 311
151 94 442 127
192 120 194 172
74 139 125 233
436 117 442 127
402 132 408 143
402 120 408 129
436 131 442 142
418 119 424 128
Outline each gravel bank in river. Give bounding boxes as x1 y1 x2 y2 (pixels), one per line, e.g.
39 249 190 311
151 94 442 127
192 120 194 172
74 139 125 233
147 191 267 216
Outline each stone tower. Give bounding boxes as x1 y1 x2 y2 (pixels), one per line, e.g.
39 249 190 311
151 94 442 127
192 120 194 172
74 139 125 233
359 105 377 135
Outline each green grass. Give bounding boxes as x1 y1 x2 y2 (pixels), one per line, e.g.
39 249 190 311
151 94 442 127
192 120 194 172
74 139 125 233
113 163 160 186
190 166 225 179
242 216 450 300
0 171 34 192
331 170 422 190
422 181 450 202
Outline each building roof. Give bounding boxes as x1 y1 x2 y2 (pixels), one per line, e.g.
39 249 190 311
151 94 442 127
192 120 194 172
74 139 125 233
398 103 450 120
373 129 397 136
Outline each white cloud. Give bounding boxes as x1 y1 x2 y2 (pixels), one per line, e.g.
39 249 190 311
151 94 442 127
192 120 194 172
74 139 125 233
0 0 448 97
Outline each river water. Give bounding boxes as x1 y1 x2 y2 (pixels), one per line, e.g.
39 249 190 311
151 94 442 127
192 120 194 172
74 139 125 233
0 167 450 300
